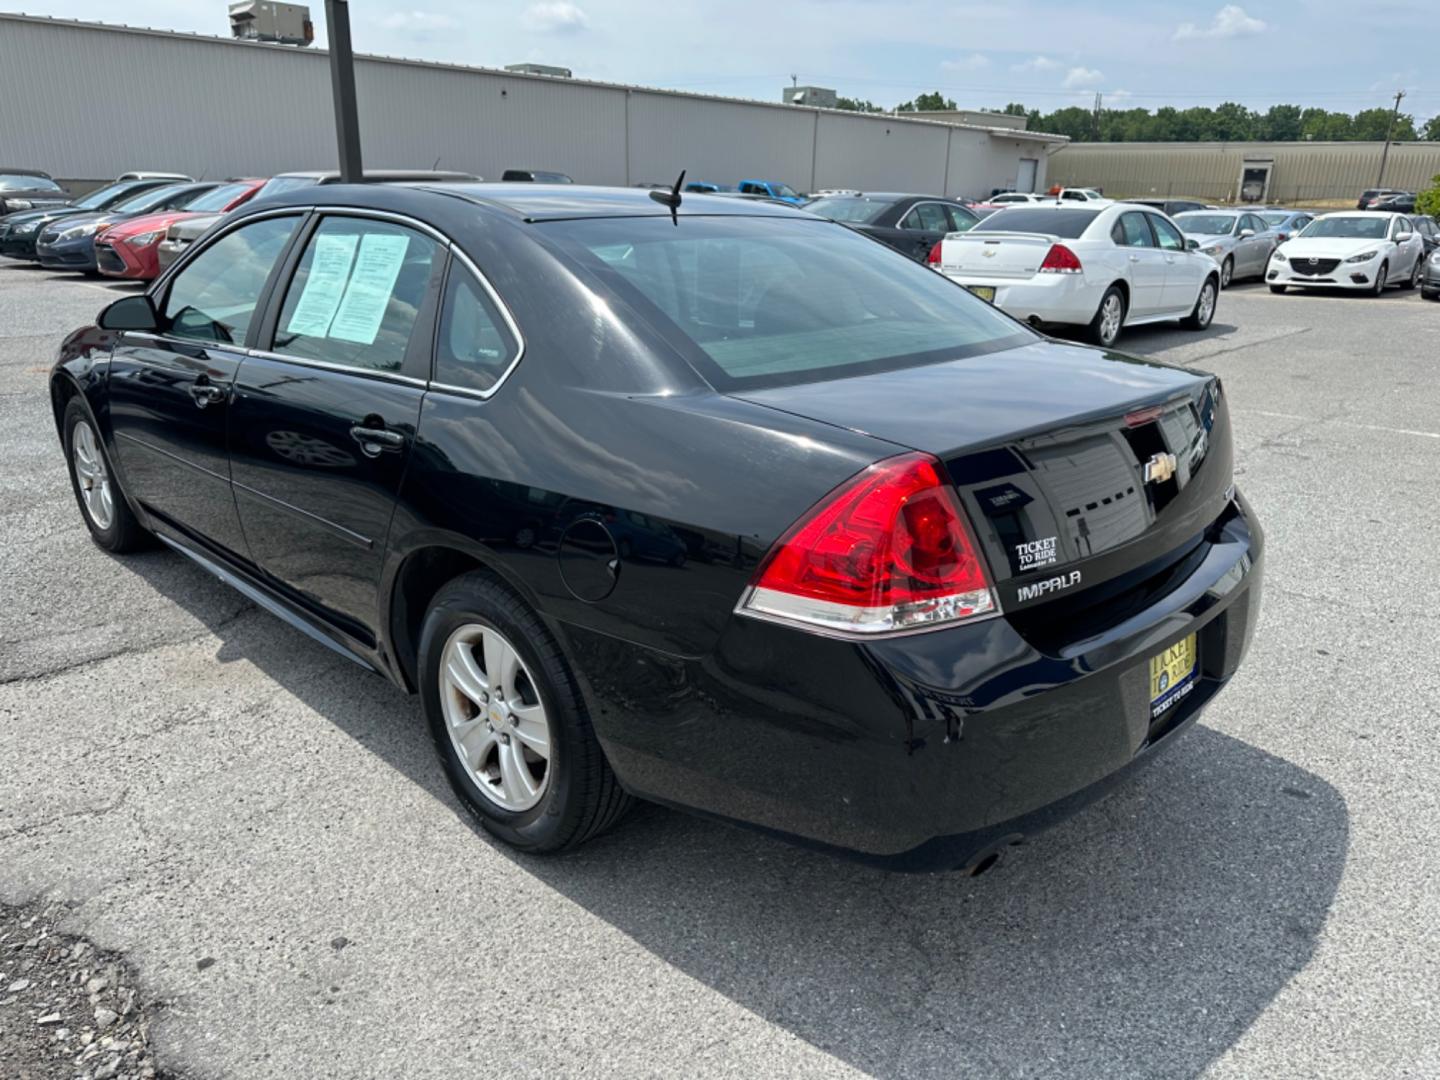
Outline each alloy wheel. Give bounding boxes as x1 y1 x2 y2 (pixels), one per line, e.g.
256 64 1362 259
1197 281 1216 327
71 420 114 530
440 622 552 812
1099 293 1123 345
1373 262 1388 295
1220 257 1233 288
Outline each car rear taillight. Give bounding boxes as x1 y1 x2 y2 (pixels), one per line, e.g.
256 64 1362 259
1038 243 1083 274
927 240 943 265
737 452 996 635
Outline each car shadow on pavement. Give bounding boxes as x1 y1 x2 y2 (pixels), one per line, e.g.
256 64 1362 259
124 550 1348 1080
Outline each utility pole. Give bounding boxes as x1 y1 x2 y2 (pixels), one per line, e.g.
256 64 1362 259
325 0 364 182
1091 92 1102 141
1375 89 1406 189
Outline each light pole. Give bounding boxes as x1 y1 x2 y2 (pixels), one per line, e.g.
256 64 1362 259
1375 89 1406 190
325 0 363 182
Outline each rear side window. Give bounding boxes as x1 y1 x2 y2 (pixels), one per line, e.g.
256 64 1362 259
973 208 1101 238
433 262 521 394
273 216 440 374
543 215 1034 391
161 215 299 344
905 204 951 232
946 205 979 232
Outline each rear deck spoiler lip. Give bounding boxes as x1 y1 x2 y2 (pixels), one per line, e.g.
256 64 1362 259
943 230 1062 243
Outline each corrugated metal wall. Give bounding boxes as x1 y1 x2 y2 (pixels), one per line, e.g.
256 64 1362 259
1049 141 1440 203
0 14 1056 199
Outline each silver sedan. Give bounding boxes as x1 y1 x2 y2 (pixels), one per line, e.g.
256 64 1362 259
1174 210 1280 287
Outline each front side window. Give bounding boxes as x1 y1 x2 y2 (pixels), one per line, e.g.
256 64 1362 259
542 215 1034 391
273 216 440 373
434 262 521 394
161 215 300 344
1150 216 1186 251
1394 217 1412 237
946 205 979 233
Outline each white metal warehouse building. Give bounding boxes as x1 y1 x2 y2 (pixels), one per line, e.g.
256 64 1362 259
0 13 1066 199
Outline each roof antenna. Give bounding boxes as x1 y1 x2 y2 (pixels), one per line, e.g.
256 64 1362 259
649 169 685 224
431 155 442 170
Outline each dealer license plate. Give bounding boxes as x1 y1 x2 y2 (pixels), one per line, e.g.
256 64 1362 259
1148 633 1197 719
966 285 996 303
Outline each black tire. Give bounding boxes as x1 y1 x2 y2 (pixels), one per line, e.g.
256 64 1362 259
1422 288 1439 301
1182 276 1218 331
62 398 150 553
1372 261 1388 296
1402 257 1421 290
1219 256 1234 289
1086 286 1125 348
1268 284 1287 294
418 571 632 852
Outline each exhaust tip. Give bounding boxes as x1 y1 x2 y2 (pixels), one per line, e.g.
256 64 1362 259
962 833 1024 877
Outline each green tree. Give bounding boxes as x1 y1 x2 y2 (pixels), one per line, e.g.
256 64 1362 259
1425 115 1440 141
1257 104 1303 141
836 97 882 113
897 91 957 112
1416 175 1440 217
1000 102 1028 117
1352 106 1416 141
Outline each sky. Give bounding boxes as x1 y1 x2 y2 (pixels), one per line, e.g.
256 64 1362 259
14 1 1437 123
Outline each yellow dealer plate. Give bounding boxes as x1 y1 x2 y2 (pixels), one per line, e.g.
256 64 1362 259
1149 633 1197 719
967 285 996 303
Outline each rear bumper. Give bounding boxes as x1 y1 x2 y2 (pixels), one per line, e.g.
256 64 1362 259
569 493 1264 871
940 271 1101 327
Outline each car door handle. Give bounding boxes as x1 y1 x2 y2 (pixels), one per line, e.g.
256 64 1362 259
188 381 227 408
1128 254 1140 262
349 425 406 456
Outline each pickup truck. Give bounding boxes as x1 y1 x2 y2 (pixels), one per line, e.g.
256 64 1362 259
736 179 806 205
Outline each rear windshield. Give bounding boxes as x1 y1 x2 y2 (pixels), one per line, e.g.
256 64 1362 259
184 182 254 213
1301 217 1387 240
804 196 896 224
0 174 62 192
255 175 323 200
1175 214 1237 235
972 208 1101 238
541 215 1034 390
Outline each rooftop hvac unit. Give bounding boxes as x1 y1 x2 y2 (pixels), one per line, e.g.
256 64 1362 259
228 2 314 47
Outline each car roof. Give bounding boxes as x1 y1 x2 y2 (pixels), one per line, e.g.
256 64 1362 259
408 183 810 221
0 167 52 177
274 169 481 183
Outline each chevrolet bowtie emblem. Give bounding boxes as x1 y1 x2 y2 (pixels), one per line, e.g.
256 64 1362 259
982 249 997 257
1144 452 1177 484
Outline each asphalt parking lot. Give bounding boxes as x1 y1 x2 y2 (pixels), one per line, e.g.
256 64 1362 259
2 263 1438 1079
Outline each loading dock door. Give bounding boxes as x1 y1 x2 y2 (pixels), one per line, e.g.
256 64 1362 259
1238 160 1272 203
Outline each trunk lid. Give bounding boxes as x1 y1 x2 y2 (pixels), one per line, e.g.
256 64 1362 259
736 339 1233 612
938 231 1059 280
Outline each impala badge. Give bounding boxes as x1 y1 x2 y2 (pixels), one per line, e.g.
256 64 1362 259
1144 452 1177 484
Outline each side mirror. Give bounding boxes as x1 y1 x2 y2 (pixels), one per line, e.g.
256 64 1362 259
1396 232 1413 244
97 293 159 332
1186 237 1201 251
1238 228 1256 238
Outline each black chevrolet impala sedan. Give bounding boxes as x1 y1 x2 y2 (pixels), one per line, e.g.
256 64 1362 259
50 183 1263 872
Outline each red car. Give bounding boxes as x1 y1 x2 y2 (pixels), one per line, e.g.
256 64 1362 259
96 178 264 280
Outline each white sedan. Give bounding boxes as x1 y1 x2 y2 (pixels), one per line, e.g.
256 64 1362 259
936 201 1221 348
1267 212 1427 294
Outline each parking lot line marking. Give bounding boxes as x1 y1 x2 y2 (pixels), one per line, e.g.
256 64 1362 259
1238 409 1440 440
